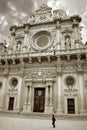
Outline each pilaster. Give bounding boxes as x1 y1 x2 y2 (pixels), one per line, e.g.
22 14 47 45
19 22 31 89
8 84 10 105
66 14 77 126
56 72 63 114
27 85 32 112
48 84 53 112
56 21 61 50
45 84 49 112
73 19 79 48
15 76 23 112
56 62 63 114
78 72 86 114
10 27 16 49
23 81 32 112
0 77 7 110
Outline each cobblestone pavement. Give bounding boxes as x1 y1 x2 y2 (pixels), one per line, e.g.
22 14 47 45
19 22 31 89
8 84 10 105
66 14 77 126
0 115 87 130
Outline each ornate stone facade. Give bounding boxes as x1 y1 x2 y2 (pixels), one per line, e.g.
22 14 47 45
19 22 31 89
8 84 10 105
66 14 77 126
0 4 87 115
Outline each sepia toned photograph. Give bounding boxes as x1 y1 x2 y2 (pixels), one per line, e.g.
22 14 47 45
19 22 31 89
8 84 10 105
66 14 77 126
0 0 87 130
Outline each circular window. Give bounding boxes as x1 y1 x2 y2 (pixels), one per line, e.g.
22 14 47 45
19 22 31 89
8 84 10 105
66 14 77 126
31 31 52 51
11 78 18 86
36 35 49 47
66 76 75 86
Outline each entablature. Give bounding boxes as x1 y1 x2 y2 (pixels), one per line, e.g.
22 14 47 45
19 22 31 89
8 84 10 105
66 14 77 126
0 47 87 66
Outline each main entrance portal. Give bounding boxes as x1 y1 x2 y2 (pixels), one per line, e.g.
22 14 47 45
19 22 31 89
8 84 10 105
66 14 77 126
34 88 45 112
8 97 14 110
67 98 75 114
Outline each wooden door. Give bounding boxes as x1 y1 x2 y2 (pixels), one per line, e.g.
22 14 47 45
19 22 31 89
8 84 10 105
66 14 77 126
67 98 75 114
34 88 45 112
8 97 14 110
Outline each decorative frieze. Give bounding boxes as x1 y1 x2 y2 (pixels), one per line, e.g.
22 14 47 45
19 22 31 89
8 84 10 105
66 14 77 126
64 88 78 97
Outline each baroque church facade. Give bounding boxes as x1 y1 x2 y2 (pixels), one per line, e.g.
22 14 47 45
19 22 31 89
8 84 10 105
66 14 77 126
0 4 87 115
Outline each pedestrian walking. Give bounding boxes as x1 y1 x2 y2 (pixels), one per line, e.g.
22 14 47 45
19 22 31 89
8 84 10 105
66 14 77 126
52 114 56 128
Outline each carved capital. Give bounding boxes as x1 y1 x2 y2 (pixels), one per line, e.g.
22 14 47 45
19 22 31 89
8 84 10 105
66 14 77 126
56 65 62 75
46 81 53 86
25 81 32 87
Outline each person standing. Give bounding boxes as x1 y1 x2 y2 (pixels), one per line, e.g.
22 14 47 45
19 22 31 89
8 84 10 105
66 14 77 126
52 114 56 128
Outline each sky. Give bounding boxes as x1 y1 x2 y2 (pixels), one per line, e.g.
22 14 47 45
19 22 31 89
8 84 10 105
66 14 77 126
0 0 87 43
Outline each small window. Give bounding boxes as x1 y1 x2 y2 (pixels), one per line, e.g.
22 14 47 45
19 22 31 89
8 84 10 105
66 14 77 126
66 76 75 86
11 78 18 86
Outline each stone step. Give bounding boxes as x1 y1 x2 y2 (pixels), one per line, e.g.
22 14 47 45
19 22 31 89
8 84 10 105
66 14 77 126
0 111 87 120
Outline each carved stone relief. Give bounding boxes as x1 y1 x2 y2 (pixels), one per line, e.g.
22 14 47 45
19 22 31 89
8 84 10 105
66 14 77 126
62 64 76 73
25 68 56 81
64 88 78 97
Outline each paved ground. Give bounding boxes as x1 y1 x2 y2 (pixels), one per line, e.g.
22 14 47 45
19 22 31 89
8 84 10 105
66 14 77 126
0 115 87 130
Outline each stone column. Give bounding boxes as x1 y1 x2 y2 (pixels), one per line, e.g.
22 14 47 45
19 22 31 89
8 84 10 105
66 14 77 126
10 27 16 50
78 72 86 113
49 85 53 112
0 77 7 110
45 85 49 112
56 21 61 50
15 76 23 112
73 20 79 48
57 72 63 114
27 85 32 112
23 85 28 112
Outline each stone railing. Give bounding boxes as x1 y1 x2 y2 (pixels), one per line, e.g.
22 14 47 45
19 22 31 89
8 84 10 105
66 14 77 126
0 47 87 60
